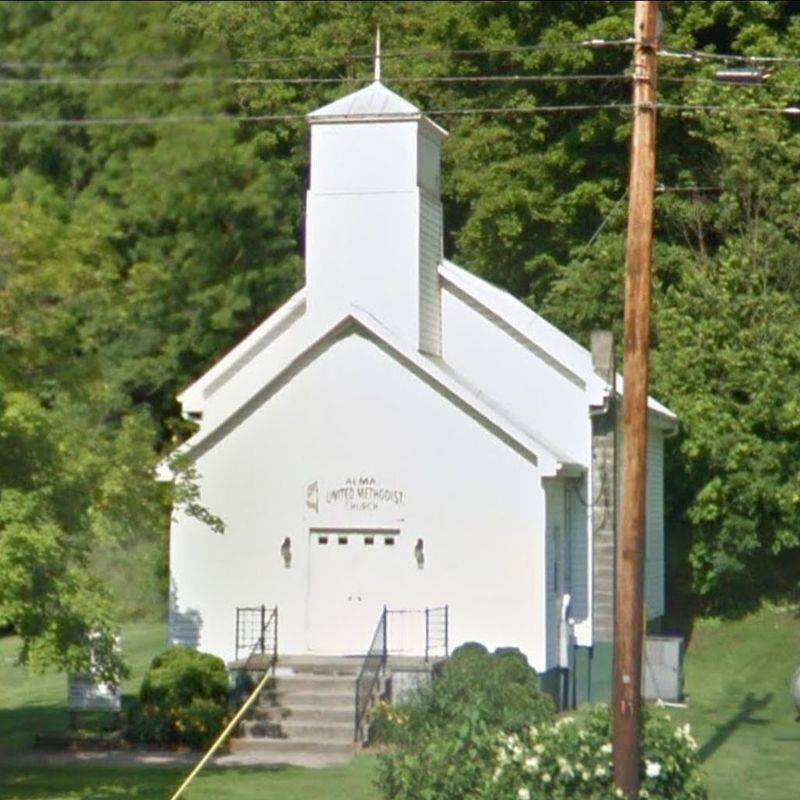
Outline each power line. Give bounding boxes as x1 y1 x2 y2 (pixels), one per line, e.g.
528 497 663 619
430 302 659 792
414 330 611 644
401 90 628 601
0 72 632 87
5 40 799 74
659 102 800 116
656 184 722 194
1 100 799 129
0 112 306 128
0 38 634 72
575 189 628 260
659 47 800 66
0 104 634 129
576 184 737 261
659 75 800 92
432 103 633 116
4 71 800 95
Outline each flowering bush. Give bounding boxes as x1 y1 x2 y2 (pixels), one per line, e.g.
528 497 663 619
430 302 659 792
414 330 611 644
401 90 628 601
485 704 707 800
376 707 500 800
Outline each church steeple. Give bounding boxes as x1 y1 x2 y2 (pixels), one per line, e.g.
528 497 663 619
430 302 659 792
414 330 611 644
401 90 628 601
304 58 448 356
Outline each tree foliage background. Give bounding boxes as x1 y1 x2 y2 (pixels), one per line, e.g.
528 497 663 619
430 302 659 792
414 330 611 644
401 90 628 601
1 0 799 670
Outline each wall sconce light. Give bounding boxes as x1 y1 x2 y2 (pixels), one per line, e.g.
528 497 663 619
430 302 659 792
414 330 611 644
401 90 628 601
281 537 292 568
414 538 424 569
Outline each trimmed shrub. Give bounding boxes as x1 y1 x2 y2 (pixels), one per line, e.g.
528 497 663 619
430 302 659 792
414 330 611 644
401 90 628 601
375 643 555 799
374 643 554 746
131 646 229 749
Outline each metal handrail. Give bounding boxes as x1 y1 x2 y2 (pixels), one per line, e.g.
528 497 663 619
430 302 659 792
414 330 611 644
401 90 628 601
424 605 449 662
245 605 277 674
235 604 278 663
354 605 387 742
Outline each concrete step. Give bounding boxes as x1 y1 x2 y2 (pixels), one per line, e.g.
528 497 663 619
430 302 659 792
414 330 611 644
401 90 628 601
239 718 353 742
230 659 361 758
273 675 356 691
278 661 362 677
238 719 285 739
260 689 354 708
280 721 353 742
251 705 353 724
229 737 355 756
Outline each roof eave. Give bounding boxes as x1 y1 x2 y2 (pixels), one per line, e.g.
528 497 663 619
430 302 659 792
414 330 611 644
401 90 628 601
308 111 448 139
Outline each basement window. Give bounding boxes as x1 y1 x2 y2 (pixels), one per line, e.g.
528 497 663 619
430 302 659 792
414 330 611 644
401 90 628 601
318 536 328 545
364 536 375 545
384 536 395 546
338 536 348 545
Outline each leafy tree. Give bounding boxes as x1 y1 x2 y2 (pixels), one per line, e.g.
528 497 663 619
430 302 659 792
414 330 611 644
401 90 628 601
2 1 800 672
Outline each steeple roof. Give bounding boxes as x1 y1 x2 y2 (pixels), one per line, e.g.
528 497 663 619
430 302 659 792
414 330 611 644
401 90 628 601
308 80 421 122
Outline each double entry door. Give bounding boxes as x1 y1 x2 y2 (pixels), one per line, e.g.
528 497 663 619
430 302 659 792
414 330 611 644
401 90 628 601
306 528 401 654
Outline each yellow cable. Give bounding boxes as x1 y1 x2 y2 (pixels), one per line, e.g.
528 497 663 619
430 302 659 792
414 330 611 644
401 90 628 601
168 668 273 800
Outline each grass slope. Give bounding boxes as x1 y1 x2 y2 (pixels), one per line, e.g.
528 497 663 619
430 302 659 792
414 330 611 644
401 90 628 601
672 606 800 800
0 622 166 750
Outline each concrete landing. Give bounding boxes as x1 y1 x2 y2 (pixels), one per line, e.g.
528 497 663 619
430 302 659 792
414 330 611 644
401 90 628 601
232 653 439 673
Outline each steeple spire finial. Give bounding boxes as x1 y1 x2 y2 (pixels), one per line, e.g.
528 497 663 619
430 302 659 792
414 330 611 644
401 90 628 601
374 26 381 82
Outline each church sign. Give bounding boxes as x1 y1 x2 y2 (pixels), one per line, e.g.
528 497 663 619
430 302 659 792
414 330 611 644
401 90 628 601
307 477 404 513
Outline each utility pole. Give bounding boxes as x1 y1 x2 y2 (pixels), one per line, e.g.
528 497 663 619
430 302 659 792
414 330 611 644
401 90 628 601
613 1 659 797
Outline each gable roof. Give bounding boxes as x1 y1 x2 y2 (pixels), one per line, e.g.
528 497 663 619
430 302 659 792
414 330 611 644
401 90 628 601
160 307 581 481
167 259 676 482
439 260 677 426
178 287 307 415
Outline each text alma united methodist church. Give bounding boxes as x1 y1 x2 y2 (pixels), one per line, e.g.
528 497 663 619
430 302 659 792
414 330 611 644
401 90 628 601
160 72 676 705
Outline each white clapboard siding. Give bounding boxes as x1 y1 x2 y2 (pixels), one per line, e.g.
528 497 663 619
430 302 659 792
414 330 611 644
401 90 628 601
544 481 566 669
566 478 590 625
615 424 667 621
418 195 443 356
645 429 665 618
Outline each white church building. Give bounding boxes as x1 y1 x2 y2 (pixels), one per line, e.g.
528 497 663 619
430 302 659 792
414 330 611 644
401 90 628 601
163 76 677 705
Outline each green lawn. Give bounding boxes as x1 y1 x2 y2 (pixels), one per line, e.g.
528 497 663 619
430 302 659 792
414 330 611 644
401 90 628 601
0 622 380 799
0 621 167 750
0 759 379 800
671 606 800 800
1 609 798 799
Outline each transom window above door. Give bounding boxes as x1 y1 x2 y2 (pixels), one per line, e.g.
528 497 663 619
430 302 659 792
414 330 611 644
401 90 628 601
310 528 400 546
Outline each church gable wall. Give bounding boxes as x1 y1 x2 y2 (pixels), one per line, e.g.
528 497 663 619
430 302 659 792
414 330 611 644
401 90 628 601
169 333 549 668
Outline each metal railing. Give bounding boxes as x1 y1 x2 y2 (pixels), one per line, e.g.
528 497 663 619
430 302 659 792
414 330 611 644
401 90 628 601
383 605 450 661
235 604 278 665
424 605 449 662
354 605 387 742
